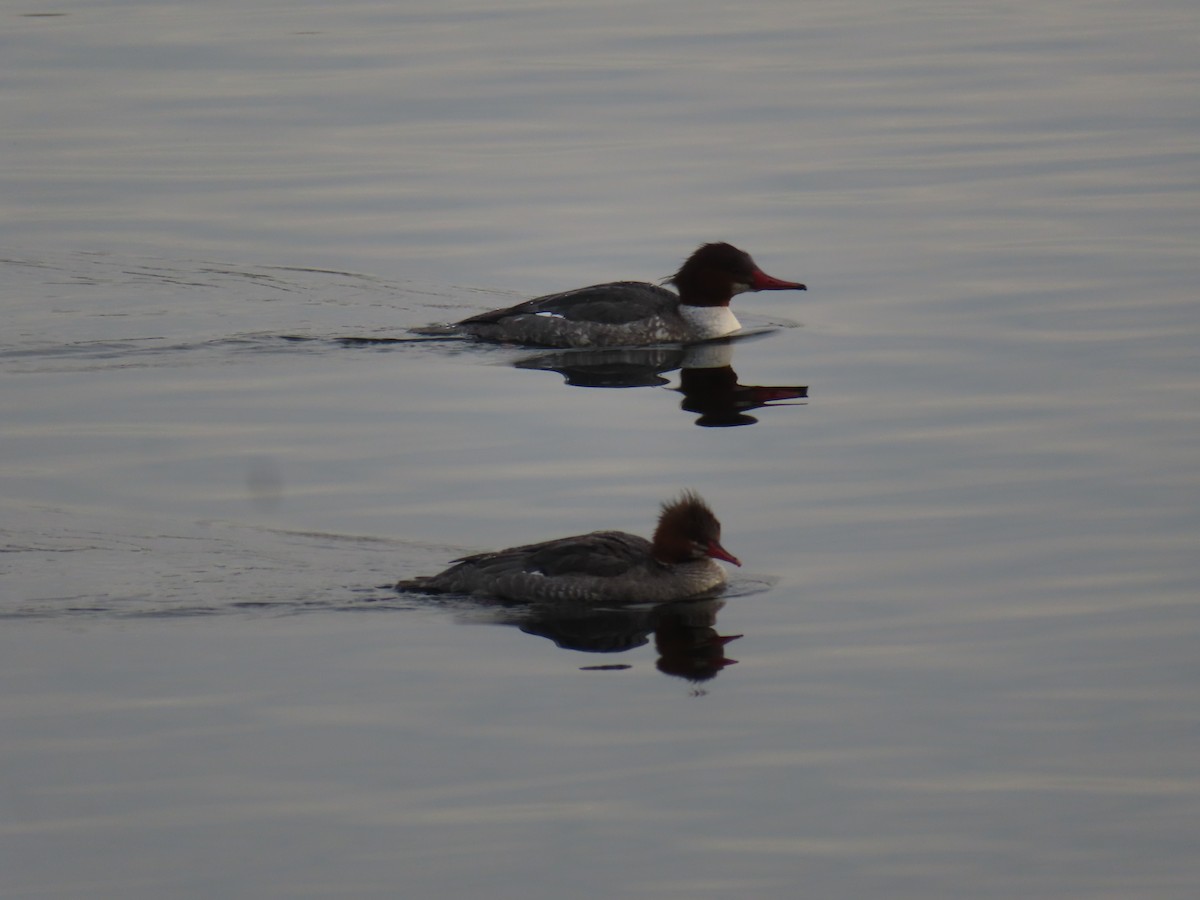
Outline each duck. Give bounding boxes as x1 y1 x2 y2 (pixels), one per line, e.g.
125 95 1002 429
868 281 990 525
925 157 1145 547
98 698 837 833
395 491 740 604
432 243 805 348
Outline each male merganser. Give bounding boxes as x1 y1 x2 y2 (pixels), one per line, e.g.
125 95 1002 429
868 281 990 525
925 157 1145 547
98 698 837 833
441 243 805 348
395 491 741 604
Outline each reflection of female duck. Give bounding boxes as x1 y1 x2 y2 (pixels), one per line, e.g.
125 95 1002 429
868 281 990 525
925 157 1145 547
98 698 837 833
395 492 740 604
424 243 804 348
519 597 742 684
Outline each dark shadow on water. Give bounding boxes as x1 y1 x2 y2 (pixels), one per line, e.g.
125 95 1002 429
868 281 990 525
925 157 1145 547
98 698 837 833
523 597 743 683
288 329 811 426
512 337 808 426
398 574 776 683
456 595 745 684
3 327 807 428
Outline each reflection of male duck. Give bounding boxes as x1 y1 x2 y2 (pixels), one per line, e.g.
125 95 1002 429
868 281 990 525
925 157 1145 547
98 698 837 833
675 340 808 427
415 243 805 348
396 492 739 605
515 345 684 387
514 339 808 426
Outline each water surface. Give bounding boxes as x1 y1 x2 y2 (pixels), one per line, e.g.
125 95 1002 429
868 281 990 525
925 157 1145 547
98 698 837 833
2 1 1198 897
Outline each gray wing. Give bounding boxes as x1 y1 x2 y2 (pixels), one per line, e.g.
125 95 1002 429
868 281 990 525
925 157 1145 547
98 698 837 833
522 531 655 577
448 531 653 579
459 282 677 326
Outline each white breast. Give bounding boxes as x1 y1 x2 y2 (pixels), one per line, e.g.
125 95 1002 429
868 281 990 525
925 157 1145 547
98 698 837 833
679 305 741 340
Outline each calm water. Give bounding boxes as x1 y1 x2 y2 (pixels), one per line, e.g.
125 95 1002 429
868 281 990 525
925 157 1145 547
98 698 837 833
3 1 1199 897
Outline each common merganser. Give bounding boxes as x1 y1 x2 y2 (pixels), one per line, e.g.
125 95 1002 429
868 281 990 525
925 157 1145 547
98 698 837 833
440 243 805 348
394 491 740 604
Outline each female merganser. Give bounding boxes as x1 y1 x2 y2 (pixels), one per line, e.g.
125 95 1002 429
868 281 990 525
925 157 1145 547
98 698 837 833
395 491 741 604
444 243 805 348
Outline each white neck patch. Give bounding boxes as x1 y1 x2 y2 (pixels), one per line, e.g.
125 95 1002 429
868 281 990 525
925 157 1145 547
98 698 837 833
680 305 741 339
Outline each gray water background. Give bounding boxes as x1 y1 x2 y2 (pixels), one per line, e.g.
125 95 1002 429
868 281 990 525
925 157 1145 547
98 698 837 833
2 2 1198 897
